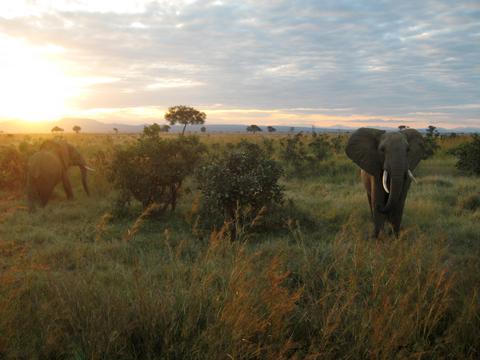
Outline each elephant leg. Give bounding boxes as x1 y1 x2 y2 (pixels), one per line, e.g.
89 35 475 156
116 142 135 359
26 179 38 212
367 193 373 217
39 186 54 207
372 210 386 238
389 194 408 237
371 177 388 238
62 173 74 199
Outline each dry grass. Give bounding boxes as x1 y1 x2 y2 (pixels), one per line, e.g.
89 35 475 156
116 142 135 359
0 132 478 358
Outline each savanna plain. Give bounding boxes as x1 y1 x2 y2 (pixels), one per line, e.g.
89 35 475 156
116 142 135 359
0 131 479 359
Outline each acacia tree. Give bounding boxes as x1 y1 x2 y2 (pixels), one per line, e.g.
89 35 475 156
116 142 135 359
164 105 206 136
246 125 262 134
73 125 81 134
267 126 276 133
51 126 64 133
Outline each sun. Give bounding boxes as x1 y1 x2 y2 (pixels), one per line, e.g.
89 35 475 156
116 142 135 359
0 36 77 122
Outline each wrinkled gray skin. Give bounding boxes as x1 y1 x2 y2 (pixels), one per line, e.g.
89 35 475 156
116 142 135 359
27 140 90 211
346 128 426 238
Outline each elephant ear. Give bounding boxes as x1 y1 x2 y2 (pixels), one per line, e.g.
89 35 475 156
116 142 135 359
401 129 426 170
345 128 385 176
41 140 70 169
67 144 86 167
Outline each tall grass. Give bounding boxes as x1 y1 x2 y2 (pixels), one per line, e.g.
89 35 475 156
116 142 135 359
0 133 479 358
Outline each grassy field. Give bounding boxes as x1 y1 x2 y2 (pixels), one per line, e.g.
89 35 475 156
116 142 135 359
0 132 479 359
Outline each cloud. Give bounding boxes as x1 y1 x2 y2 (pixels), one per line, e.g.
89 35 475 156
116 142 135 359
0 0 478 127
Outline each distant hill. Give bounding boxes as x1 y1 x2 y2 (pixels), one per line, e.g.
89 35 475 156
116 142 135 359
0 118 478 134
0 118 144 134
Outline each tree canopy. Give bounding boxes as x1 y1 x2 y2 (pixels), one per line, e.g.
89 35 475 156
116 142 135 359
51 126 64 133
246 125 262 133
164 105 206 135
72 125 81 134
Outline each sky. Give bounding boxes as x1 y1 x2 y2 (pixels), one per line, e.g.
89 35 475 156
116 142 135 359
0 0 479 129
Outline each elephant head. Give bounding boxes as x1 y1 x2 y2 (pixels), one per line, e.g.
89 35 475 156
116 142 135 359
346 128 425 214
40 140 93 195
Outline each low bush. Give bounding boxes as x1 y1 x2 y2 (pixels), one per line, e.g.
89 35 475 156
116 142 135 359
279 133 333 177
109 132 205 216
196 141 283 237
0 142 37 192
448 134 480 175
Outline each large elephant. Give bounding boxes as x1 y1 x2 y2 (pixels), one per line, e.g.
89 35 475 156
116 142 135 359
27 140 94 210
346 128 426 237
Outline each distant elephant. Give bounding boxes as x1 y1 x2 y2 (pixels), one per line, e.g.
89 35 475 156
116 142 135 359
27 140 94 210
346 128 426 237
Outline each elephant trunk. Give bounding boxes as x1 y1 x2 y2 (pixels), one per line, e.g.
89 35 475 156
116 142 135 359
379 166 405 214
79 165 90 196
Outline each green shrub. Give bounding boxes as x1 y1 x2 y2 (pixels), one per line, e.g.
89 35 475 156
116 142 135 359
0 142 36 192
329 135 346 154
448 134 480 175
308 133 331 161
109 134 205 216
279 133 332 176
196 141 283 235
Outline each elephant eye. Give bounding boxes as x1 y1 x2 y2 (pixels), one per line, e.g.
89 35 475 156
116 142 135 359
379 146 385 153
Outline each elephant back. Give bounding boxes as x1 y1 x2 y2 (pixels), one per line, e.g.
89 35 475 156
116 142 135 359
28 150 63 182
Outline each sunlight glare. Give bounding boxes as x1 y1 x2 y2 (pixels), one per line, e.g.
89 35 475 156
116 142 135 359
0 36 78 122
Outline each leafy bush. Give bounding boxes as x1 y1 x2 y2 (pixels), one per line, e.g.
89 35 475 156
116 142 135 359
279 133 332 176
329 135 345 154
0 142 36 192
308 133 331 161
448 134 480 175
196 141 283 235
109 134 205 216
279 133 310 174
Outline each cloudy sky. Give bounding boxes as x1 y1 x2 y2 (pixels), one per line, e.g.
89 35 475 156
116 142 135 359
0 0 479 128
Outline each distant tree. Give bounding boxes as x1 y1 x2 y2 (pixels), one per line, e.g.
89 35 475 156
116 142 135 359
51 126 64 133
246 124 262 134
72 125 81 134
289 127 295 133
113 128 119 134
200 126 206 133
398 125 408 130
164 105 206 136
143 123 162 138
267 126 276 133
424 125 440 158
160 125 171 132
426 125 439 137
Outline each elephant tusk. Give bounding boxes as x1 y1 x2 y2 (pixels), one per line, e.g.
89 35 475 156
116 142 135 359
382 170 390 194
85 166 96 172
408 169 417 183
